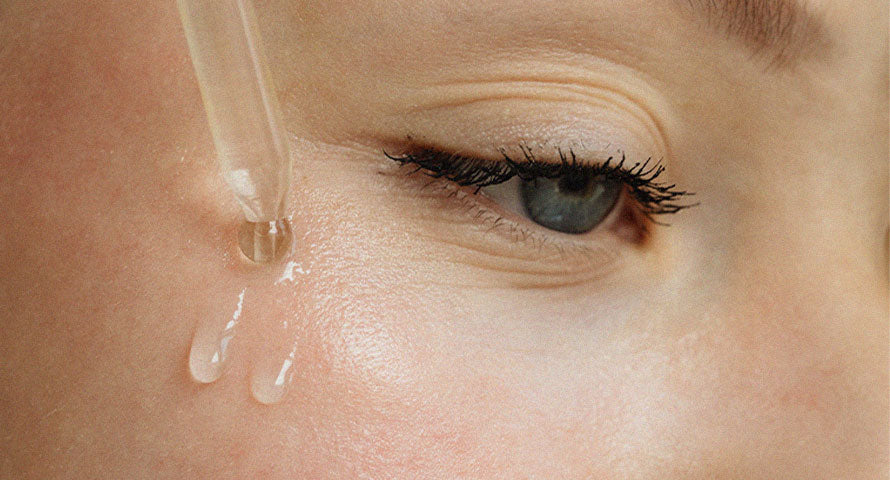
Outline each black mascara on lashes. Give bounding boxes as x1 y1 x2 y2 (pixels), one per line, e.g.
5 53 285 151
384 144 697 219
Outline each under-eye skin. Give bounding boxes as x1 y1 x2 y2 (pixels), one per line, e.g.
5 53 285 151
385 145 696 237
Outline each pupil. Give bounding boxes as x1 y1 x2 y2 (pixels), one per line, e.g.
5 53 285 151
557 173 591 195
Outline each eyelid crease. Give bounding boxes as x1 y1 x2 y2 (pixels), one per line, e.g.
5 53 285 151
402 73 673 163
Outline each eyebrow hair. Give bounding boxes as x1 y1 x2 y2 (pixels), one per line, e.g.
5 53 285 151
675 0 830 67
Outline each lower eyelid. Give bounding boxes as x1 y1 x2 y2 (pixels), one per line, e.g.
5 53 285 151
392 167 632 284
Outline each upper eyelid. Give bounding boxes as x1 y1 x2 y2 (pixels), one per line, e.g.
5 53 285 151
385 145 609 187
384 145 698 216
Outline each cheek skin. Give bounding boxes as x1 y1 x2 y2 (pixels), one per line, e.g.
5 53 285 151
291 235 654 477
655 287 885 476
302 285 483 475
306 300 671 477
294 246 882 478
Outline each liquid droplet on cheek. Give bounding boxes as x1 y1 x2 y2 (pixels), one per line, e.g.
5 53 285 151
188 221 307 402
250 346 298 404
189 289 246 383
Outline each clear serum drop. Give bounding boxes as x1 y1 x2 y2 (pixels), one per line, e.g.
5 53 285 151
189 288 246 383
238 218 292 264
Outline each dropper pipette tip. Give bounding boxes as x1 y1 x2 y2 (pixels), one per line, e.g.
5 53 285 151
177 0 294 264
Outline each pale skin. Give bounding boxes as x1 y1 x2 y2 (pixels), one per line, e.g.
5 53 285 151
0 0 887 478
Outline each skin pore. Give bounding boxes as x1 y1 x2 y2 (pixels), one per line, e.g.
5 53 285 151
0 0 887 478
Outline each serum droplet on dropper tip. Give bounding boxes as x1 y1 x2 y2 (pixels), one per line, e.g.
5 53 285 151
238 218 292 264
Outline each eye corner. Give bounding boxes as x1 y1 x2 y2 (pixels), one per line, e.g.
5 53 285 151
608 195 655 247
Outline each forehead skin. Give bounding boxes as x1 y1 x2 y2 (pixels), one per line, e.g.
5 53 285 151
0 0 887 479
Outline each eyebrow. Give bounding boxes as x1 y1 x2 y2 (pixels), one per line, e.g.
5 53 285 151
674 0 830 67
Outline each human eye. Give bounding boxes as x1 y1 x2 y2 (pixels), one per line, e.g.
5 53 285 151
385 143 696 248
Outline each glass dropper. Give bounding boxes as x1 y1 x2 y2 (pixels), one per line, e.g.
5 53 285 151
177 0 293 263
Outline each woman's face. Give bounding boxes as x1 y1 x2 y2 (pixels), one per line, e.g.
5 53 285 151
1 0 887 478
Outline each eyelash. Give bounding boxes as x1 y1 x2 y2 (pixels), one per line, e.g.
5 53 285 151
384 145 696 221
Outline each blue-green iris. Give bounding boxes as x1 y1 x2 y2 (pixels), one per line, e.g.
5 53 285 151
520 173 621 234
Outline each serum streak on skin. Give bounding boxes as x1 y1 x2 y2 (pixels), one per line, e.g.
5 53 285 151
249 259 310 404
